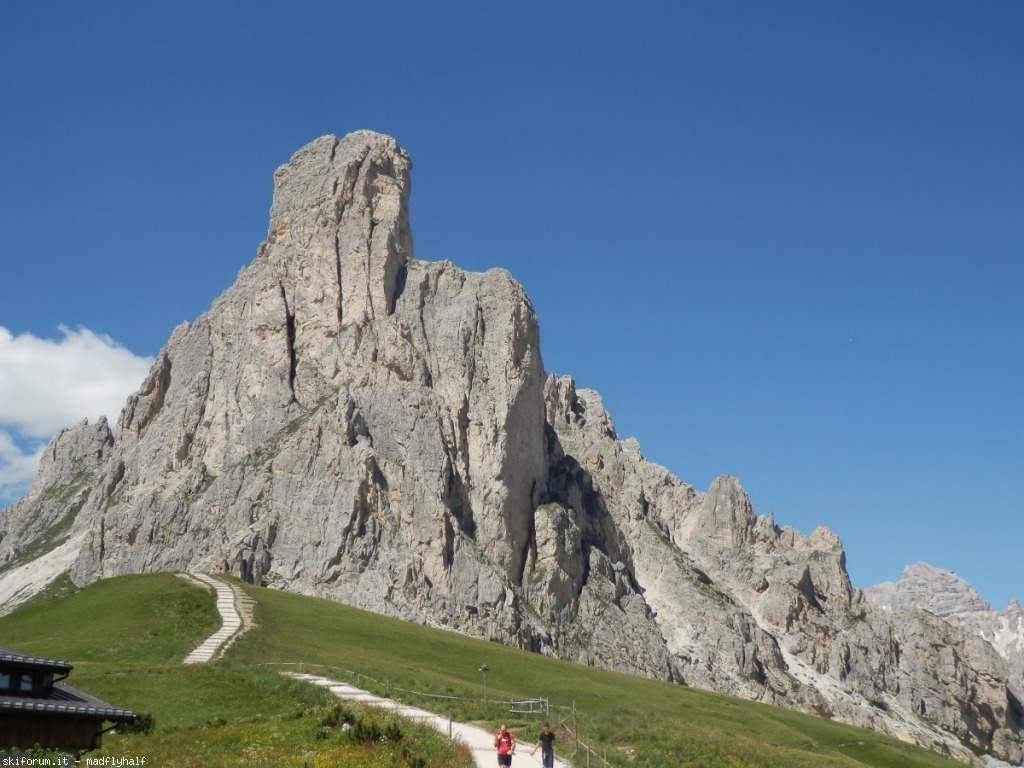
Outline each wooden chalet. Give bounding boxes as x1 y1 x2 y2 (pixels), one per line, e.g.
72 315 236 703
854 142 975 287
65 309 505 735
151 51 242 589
0 647 136 752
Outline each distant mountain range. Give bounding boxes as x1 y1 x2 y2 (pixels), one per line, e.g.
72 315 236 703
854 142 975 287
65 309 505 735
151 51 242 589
1 131 1021 766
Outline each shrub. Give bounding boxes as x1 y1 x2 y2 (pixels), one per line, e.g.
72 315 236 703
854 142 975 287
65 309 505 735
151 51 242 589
119 712 156 734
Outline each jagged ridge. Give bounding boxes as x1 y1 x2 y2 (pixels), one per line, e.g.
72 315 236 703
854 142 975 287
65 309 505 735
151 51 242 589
1 131 1022 765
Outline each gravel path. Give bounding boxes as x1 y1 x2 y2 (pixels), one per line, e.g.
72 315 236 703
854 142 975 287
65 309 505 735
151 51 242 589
181 573 252 663
285 671 569 768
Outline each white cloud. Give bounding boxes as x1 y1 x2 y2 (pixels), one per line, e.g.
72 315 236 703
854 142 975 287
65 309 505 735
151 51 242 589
0 431 45 503
0 325 154 505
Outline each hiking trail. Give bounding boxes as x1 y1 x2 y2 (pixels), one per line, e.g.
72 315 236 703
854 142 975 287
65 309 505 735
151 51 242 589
286 672 569 768
180 573 254 663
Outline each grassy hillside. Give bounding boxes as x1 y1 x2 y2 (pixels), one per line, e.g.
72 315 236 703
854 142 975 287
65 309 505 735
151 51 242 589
0 574 975 767
0 574 471 767
226 582 974 768
1 573 219 662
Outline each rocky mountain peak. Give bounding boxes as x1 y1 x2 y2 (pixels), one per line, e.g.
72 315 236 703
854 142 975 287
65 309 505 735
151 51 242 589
685 474 756 548
2 131 1023 765
266 132 412 328
867 561 992 618
866 561 1024 705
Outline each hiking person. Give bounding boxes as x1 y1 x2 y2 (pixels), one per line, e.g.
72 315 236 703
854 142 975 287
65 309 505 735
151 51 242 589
494 723 516 766
531 721 556 768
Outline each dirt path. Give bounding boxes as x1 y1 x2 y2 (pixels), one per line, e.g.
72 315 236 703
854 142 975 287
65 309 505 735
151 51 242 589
285 672 569 768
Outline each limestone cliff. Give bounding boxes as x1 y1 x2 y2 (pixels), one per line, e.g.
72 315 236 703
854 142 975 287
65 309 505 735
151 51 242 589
1 131 1021 765
867 562 1024 707
542 377 1024 763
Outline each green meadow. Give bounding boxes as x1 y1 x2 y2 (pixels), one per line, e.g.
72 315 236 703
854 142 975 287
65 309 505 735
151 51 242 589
0 574 973 767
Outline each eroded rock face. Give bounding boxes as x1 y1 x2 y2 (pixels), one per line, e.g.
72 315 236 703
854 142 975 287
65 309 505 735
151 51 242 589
0 418 111 612
0 418 112 571
867 562 1024 717
64 133 550 654
539 375 1024 763
3 131 1023 764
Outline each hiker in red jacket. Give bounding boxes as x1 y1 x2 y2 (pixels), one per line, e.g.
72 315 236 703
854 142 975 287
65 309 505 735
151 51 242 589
494 723 516 766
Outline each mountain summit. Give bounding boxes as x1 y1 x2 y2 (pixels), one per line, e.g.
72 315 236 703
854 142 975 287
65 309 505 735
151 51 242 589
867 562 1024 701
2 132 1022 764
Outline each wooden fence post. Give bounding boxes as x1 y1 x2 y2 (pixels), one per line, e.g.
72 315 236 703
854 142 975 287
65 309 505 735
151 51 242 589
573 701 580 758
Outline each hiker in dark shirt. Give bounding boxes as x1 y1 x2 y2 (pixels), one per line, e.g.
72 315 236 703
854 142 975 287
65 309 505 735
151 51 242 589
531 721 556 768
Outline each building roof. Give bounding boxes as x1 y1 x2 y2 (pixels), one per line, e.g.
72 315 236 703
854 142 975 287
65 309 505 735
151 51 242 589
0 647 74 674
0 647 135 723
0 681 136 723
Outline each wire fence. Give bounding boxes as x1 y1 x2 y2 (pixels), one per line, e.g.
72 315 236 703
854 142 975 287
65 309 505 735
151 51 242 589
258 660 615 767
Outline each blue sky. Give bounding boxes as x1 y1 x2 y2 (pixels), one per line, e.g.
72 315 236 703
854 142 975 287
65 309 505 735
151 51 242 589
2 2 1021 607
